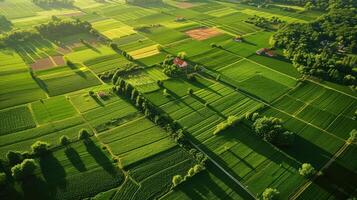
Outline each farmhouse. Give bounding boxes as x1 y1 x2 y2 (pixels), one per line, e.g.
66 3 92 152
173 57 188 68
256 48 275 57
234 36 243 42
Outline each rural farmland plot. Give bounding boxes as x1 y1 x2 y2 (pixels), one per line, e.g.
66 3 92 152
0 0 356 200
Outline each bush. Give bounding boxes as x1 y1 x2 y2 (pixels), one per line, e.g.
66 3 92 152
6 151 23 165
59 135 70 146
193 164 204 173
262 188 279 200
11 159 37 180
31 141 50 156
172 175 183 187
78 129 90 140
163 89 170 97
299 163 316 178
89 90 95 96
187 88 194 95
213 116 242 135
187 167 195 177
187 74 196 81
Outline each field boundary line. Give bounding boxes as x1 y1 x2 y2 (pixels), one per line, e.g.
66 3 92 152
217 58 245 71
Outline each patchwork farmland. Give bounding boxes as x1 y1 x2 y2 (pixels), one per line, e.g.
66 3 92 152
0 0 356 200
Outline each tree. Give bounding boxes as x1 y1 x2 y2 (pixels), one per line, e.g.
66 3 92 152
177 51 186 59
299 163 316 178
6 151 23 165
187 88 194 95
172 175 183 186
78 129 90 140
262 188 279 200
59 135 70 146
11 159 37 180
31 141 50 156
304 2 314 11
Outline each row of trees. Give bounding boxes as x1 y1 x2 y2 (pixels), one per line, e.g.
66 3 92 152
35 17 93 40
172 164 204 187
273 8 357 87
247 15 285 30
213 115 243 135
32 0 74 7
240 0 355 11
1 129 91 186
0 17 100 47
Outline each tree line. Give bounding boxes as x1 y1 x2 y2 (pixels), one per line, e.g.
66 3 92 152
0 17 101 47
32 0 74 7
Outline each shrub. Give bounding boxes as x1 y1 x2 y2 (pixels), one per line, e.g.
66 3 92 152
59 135 70 146
89 90 95 96
187 74 196 81
187 167 195 177
299 163 316 178
31 141 50 156
6 151 23 165
11 159 37 180
187 88 194 95
172 175 183 187
163 89 170 97
213 115 242 135
193 164 204 173
262 188 279 200
78 129 90 140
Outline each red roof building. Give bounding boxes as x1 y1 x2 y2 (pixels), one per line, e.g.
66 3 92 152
173 57 188 68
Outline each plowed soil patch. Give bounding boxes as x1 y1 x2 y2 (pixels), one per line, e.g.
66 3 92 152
185 28 222 41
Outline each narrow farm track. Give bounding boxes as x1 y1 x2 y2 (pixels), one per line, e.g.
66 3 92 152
289 141 351 200
308 79 357 100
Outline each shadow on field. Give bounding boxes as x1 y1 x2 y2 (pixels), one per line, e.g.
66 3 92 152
83 139 117 176
65 147 87 172
39 153 67 190
22 176 51 200
180 170 236 200
305 159 357 199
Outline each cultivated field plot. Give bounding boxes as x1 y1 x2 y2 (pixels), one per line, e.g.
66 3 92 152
0 116 91 157
185 27 222 41
31 96 78 125
0 0 41 19
0 50 46 109
0 105 36 135
218 59 297 102
35 64 102 96
92 18 136 40
83 54 132 74
271 81 357 140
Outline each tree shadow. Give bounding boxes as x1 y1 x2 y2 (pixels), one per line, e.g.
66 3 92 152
22 175 52 200
92 95 105 107
82 41 100 53
65 147 87 172
68 64 87 78
227 149 255 170
39 153 67 191
83 139 117 176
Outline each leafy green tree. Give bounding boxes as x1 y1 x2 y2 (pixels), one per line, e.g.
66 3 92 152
31 141 50 156
59 135 70 146
11 159 37 180
78 129 90 140
172 175 183 186
262 188 279 200
299 163 316 178
6 151 23 166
